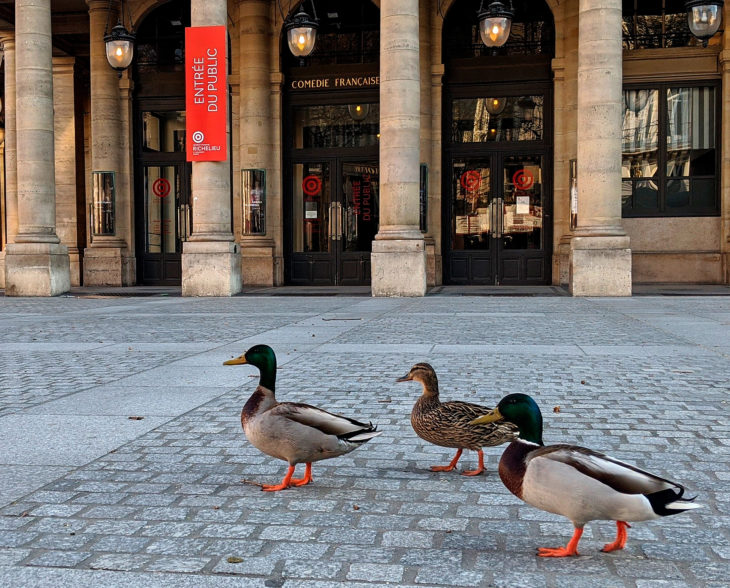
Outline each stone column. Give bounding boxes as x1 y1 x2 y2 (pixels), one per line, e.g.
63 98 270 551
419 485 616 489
238 0 275 286
182 0 242 296
53 57 82 286
569 0 631 296
0 32 17 289
84 0 130 286
371 0 426 297
5 0 70 296
721 4 730 284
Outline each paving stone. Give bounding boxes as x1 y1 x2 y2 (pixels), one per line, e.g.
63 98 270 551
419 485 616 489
346 562 404 583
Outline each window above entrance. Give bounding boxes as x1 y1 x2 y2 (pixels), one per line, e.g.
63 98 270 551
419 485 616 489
451 96 543 143
293 104 379 149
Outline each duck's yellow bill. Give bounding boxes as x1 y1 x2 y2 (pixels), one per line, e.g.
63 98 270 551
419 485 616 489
470 407 502 425
223 355 248 366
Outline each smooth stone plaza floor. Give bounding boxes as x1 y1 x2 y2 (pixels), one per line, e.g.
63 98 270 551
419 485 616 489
0 290 728 587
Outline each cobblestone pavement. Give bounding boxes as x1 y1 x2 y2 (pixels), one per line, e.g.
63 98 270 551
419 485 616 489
0 294 728 587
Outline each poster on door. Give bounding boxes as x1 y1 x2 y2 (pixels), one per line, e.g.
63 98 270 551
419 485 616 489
185 25 227 162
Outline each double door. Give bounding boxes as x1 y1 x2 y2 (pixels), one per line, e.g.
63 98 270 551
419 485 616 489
288 158 379 285
446 152 551 285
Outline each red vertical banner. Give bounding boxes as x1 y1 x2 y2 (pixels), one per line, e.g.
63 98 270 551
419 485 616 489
185 26 227 162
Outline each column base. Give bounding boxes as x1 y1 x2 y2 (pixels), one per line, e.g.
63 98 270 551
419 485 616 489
5 242 71 296
371 239 427 297
0 251 6 289
425 240 442 287
240 240 275 287
83 247 135 286
182 241 242 296
569 235 632 296
557 236 572 287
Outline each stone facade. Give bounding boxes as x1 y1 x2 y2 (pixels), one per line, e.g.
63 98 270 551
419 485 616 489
0 0 728 295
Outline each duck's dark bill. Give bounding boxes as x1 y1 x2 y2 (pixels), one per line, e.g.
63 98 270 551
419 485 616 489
223 355 248 366
470 408 502 425
395 374 412 382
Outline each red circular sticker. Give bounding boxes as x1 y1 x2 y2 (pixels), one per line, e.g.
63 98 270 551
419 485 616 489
152 178 171 198
460 170 481 192
302 175 322 197
512 169 534 191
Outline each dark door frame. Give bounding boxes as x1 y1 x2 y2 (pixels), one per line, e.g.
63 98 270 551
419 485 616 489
442 72 554 286
133 97 190 286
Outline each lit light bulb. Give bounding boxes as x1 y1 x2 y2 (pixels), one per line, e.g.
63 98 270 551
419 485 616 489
115 47 123 57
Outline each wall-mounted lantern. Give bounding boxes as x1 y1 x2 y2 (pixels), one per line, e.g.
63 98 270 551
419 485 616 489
477 1 514 49
285 1 319 59
685 1 724 46
104 0 136 77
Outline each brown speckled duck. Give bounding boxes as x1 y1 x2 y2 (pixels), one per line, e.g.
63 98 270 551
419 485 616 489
397 362 517 476
224 344 381 491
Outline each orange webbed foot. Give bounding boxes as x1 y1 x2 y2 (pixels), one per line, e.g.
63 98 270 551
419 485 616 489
290 463 313 487
461 450 485 476
430 449 463 473
537 527 583 558
260 465 296 492
601 521 631 552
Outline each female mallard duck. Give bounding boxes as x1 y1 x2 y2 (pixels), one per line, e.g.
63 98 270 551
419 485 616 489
223 344 381 491
396 363 517 476
471 393 701 557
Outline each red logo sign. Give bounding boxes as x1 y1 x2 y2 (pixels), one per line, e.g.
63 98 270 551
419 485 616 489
152 178 171 198
513 169 534 190
302 175 322 196
185 26 227 162
460 170 481 192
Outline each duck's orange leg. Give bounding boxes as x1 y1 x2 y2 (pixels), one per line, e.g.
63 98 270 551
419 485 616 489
291 463 313 487
537 527 583 557
601 521 631 552
431 448 463 472
462 449 485 476
262 465 296 492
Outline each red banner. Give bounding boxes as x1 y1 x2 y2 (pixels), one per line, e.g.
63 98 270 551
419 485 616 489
185 26 227 162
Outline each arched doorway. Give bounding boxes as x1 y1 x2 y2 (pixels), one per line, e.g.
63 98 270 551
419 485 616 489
133 1 191 286
442 0 555 285
282 1 381 286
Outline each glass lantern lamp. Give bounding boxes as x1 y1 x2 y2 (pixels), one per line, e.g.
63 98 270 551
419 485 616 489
685 0 724 46
285 2 319 59
104 0 136 77
477 1 515 49
485 97 507 115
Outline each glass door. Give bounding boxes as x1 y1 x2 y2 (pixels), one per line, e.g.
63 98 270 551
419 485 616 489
446 153 549 284
139 164 191 285
288 159 379 285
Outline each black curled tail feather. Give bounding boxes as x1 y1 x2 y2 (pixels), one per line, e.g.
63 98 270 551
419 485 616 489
337 423 380 443
646 486 698 517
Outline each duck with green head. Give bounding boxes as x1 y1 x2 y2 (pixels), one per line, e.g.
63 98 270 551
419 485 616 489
224 344 381 491
471 393 701 557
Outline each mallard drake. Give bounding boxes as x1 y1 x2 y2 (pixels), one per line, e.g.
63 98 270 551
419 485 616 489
223 344 381 491
471 393 701 557
396 363 517 476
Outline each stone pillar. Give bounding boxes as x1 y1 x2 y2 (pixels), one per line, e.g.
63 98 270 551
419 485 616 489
181 0 241 296
0 32 17 289
5 0 70 296
371 0 426 297
721 4 730 284
569 0 631 296
53 57 82 286
238 0 275 286
84 0 130 286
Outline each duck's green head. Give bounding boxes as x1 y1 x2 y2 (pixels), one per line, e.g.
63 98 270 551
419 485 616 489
223 344 277 391
470 393 543 445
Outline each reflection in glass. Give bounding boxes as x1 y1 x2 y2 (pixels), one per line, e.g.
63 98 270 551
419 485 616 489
451 160 491 251
143 111 186 152
144 166 180 254
502 155 542 251
294 104 379 149
293 162 330 253
91 171 115 236
451 96 543 143
342 163 379 253
241 169 266 235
